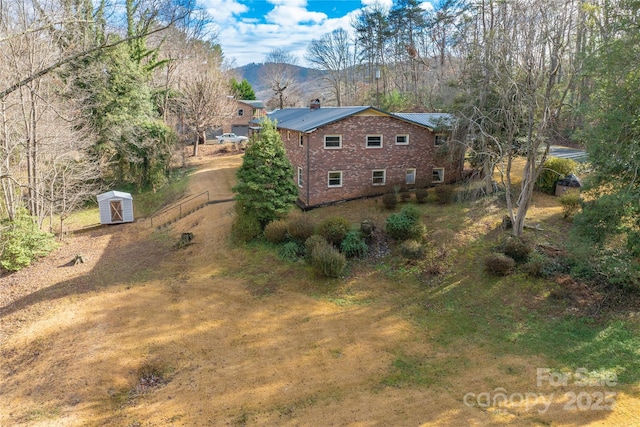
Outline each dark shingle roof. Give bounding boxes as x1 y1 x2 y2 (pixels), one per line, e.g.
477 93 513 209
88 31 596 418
392 112 454 130
266 106 373 132
253 107 455 132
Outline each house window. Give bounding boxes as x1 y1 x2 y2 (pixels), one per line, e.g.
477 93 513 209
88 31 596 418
406 169 416 185
324 135 342 149
238 109 244 117
435 134 447 146
299 133 304 147
396 134 409 145
328 171 342 187
366 135 383 148
372 169 386 185
433 168 445 183
297 167 303 187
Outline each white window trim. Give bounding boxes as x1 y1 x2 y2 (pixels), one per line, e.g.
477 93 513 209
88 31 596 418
366 134 383 148
324 135 342 149
372 169 386 186
395 134 409 145
328 171 343 187
406 168 416 185
238 109 244 116
299 133 304 147
433 167 445 183
435 134 447 147
297 167 303 187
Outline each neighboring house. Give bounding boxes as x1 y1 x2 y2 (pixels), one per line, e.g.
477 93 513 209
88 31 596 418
223 100 267 137
256 100 464 209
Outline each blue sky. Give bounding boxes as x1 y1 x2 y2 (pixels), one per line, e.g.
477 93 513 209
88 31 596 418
199 0 435 67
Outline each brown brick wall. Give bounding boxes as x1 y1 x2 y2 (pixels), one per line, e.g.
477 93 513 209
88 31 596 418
282 113 462 208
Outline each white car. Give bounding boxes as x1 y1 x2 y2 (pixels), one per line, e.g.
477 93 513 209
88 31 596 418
216 133 248 144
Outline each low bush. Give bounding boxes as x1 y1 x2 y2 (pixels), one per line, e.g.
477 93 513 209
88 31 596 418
311 242 347 278
434 185 455 204
340 230 368 258
559 190 582 219
415 188 429 204
382 193 397 210
503 236 533 263
536 157 577 194
317 216 351 246
385 205 426 241
263 219 289 243
304 235 327 260
231 213 262 243
484 253 516 276
286 213 315 242
0 210 57 272
400 192 412 202
279 241 303 262
385 212 414 241
400 239 425 260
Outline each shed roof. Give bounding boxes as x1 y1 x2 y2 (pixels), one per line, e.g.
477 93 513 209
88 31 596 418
97 190 133 202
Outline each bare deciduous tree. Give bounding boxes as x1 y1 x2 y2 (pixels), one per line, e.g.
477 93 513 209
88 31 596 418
262 48 299 110
176 41 235 157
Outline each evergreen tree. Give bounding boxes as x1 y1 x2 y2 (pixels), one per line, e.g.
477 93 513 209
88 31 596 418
569 1 640 286
230 78 256 100
232 118 298 226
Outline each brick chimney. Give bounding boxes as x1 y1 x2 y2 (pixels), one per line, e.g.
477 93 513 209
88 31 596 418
310 99 321 110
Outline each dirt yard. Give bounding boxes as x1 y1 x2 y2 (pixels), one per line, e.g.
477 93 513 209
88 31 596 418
1 153 638 426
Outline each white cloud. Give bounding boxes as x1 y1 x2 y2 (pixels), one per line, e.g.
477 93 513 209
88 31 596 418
265 5 327 25
201 0 248 23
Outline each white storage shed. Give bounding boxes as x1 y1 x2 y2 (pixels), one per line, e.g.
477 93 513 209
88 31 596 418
97 191 134 224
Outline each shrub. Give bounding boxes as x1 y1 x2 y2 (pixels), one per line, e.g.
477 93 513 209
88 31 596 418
434 185 455 204
263 219 289 243
286 213 315 242
415 188 429 204
385 212 414 240
0 210 57 272
400 192 412 202
503 236 533 263
304 235 327 260
311 242 347 278
317 216 350 246
340 230 368 258
279 241 303 262
385 205 425 241
559 190 582 219
231 213 262 243
400 239 426 260
536 157 577 194
400 204 421 223
484 253 516 276
382 193 397 210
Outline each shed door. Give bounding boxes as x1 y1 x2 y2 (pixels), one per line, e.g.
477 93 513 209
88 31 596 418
110 200 123 222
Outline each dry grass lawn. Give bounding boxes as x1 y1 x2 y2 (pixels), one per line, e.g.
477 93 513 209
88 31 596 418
1 153 639 426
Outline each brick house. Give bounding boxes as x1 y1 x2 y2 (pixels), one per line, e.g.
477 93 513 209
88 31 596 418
223 100 266 136
259 102 464 209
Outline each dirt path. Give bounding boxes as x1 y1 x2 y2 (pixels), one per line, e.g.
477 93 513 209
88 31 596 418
1 153 638 426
